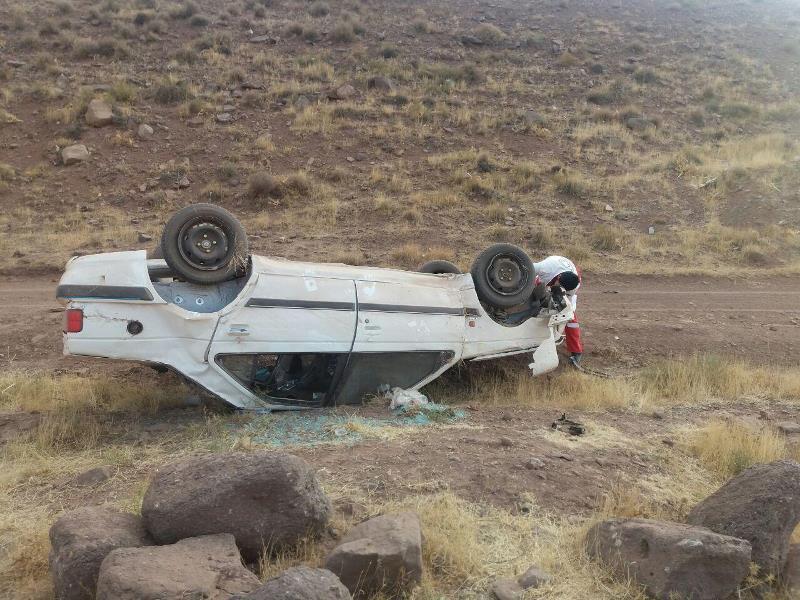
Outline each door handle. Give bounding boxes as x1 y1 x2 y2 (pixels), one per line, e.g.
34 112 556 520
228 325 250 336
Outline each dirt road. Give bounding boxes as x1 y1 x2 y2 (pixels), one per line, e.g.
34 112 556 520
1 274 799 372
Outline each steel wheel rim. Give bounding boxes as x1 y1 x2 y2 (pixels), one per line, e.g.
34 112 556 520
177 218 232 271
485 253 528 296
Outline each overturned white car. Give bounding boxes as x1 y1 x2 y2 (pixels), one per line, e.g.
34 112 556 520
57 205 574 410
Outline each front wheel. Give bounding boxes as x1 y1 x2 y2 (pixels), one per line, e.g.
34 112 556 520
160 204 249 284
470 243 535 308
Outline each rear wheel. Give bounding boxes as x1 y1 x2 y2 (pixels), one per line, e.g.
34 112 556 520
160 204 249 284
470 243 535 308
419 260 461 275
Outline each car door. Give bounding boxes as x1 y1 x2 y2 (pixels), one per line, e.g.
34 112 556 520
208 272 357 407
332 276 465 403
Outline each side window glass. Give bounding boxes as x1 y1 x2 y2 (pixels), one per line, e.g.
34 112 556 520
336 351 453 404
216 354 339 406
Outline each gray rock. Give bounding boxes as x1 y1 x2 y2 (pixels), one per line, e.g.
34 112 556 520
141 452 331 562
96 533 259 600
460 34 484 46
625 116 655 131
326 512 423 598
524 458 545 470
137 124 154 139
85 98 112 127
327 84 356 101
687 460 800 577
216 112 233 123
177 176 190 189
776 422 800 435
551 38 564 54
249 34 277 44
71 466 114 487
138 233 153 243
49 507 152 600
784 544 800 592
491 577 522 600
517 565 551 589
62 145 89 166
367 76 395 92
238 566 351 599
586 518 751 600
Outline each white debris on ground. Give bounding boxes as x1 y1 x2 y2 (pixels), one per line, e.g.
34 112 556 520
387 387 429 411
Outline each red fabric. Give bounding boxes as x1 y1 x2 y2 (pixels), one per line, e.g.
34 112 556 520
565 313 583 354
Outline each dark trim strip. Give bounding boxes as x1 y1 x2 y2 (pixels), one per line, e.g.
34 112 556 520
359 303 465 316
56 284 153 301
246 298 355 311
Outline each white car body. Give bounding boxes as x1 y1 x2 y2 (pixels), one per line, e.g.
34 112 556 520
57 250 573 410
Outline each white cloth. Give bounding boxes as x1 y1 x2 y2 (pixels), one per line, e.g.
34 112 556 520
533 255 579 309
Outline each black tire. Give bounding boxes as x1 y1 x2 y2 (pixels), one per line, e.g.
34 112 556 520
419 260 461 275
160 203 249 284
470 243 535 308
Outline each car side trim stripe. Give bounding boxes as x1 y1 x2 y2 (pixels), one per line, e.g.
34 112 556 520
359 303 465 316
245 299 476 316
246 298 356 310
56 285 154 301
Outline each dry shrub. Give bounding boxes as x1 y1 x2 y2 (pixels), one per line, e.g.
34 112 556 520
474 23 506 45
686 420 800 479
247 171 279 199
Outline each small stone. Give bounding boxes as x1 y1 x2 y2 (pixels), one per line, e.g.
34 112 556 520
648 226 656 235
62 144 89 166
604 204 613 212
138 233 153 243
138 184 147 192
525 458 545 470
71 466 114 487
327 84 356 101
651 411 665 419
249 34 277 44
517 565 551 589
187 117 204 128
345 156 355 163
177 176 190 189
460 34 484 46
137 124 154 139
491 577 522 600
367 76 395 92
550 38 564 54
551 453 573 461
776 422 800 435
499 436 514 448
85 98 113 127
7 59 26 67
216 112 232 123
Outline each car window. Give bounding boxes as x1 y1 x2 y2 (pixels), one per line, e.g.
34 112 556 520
216 353 341 407
335 351 454 404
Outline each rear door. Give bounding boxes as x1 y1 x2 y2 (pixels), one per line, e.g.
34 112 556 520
208 273 357 406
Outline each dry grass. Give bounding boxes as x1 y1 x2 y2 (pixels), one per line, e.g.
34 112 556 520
440 354 800 412
686 420 800 480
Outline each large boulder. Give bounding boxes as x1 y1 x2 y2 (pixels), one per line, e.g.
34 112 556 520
236 566 351 599
687 460 800 576
141 452 331 562
85 98 112 127
325 512 423 599
784 544 800 593
586 518 751 600
96 533 259 600
49 506 152 600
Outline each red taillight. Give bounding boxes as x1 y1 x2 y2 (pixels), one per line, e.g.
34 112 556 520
65 309 83 333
